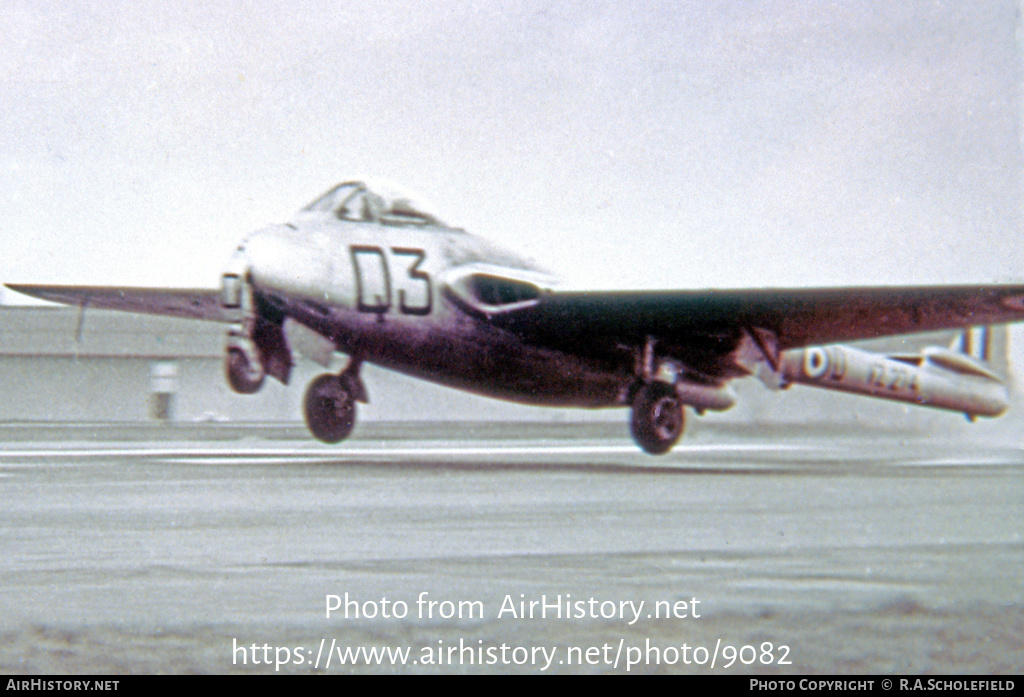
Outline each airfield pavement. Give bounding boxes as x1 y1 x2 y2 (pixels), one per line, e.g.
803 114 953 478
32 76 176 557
0 420 1021 674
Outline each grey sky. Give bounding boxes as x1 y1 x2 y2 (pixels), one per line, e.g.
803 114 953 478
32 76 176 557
1 0 1021 292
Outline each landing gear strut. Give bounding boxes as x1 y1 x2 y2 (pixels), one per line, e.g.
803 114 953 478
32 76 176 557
304 364 365 444
630 382 685 455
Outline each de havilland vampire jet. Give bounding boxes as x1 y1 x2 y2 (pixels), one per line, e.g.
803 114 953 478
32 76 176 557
8 179 1024 454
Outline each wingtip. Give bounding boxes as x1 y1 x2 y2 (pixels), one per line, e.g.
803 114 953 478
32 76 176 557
4 284 52 298
4 284 38 298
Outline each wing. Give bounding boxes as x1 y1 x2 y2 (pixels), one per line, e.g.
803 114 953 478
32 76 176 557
5 284 229 322
486 283 1024 360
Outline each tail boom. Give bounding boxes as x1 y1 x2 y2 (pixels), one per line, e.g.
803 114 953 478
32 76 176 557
777 343 1009 419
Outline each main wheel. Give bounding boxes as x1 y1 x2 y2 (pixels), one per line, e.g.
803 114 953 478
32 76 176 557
304 374 357 443
225 347 264 395
630 382 685 455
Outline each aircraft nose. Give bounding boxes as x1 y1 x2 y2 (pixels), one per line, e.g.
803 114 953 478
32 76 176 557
240 225 333 301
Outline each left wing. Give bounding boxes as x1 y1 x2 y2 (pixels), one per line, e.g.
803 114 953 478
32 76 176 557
5 284 229 322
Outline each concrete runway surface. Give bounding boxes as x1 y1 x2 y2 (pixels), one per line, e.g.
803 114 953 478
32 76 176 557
0 420 1021 674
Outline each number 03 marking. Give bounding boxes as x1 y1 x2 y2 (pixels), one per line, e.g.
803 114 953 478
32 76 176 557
350 245 432 316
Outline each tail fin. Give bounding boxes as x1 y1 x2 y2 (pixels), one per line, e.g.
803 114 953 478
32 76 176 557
954 326 1009 379
945 326 1011 421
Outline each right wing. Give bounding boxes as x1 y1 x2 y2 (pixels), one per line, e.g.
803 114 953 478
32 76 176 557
5 284 230 322
469 282 1024 388
485 283 1024 352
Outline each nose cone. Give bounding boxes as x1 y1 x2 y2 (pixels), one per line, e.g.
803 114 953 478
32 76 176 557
242 225 332 300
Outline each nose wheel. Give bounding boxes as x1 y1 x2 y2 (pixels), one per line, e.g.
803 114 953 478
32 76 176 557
225 346 265 395
304 373 357 443
630 382 685 455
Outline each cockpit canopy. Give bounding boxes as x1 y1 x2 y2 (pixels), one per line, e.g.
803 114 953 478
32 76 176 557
301 180 444 226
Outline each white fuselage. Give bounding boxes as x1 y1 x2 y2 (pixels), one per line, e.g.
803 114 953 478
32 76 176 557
239 218 633 408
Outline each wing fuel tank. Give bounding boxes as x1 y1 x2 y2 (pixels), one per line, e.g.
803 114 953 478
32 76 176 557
776 344 1009 418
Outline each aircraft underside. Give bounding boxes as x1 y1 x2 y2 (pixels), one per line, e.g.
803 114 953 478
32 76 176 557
223 285 1011 456
224 288 722 454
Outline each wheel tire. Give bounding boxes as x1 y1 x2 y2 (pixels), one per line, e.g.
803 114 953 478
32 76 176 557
304 374 357 444
630 382 685 455
226 347 264 395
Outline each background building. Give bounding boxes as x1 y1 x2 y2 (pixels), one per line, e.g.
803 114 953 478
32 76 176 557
0 305 1019 441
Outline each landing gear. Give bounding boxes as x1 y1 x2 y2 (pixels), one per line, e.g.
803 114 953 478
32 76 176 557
225 346 265 394
630 382 685 455
304 373 358 443
304 364 366 444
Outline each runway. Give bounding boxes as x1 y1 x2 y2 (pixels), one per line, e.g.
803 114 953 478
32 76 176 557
1 421 1021 674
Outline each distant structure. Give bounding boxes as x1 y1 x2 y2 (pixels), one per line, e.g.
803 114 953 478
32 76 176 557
0 305 590 424
0 306 242 423
0 305 1017 433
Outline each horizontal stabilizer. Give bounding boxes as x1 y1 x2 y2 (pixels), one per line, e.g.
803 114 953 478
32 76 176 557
921 347 1003 381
